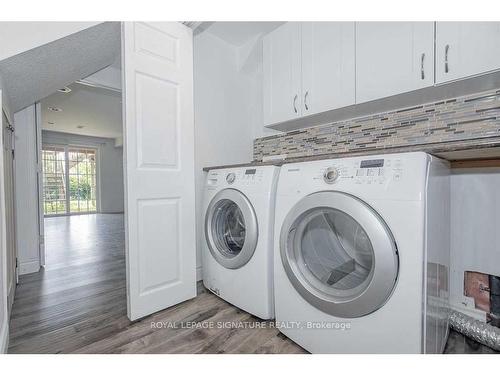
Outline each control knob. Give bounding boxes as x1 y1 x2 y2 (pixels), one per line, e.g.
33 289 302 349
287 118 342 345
226 173 236 184
323 167 340 184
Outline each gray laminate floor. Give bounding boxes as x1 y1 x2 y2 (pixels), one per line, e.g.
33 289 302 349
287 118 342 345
7 214 305 354
8 213 496 354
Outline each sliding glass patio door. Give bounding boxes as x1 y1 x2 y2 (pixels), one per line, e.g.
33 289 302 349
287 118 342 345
42 145 98 216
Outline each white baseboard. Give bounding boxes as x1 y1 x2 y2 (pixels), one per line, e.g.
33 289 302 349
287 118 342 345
0 317 8 353
7 280 15 314
196 266 203 282
19 259 40 275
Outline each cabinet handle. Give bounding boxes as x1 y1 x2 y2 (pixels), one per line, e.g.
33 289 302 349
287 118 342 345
445 44 450 73
293 94 298 114
420 53 425 80
304 91 309 111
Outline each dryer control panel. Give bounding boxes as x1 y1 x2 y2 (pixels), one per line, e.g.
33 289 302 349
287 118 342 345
309 157 404 186
278 152 429 201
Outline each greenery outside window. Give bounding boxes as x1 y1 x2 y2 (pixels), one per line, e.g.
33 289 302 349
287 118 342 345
42 145 98 216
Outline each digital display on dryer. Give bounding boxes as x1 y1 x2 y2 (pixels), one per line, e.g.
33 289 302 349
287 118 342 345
245 169 256 175
360 159 384 168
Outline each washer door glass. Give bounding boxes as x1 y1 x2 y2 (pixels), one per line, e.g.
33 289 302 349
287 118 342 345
281 191 399 318
205 189 258 269
212 199 246 257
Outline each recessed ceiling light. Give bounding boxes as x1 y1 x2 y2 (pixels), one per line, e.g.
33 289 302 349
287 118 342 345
48 107 62 112
57 87 72 93
76 125 85 129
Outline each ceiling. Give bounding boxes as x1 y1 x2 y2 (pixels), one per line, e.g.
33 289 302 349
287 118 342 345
41 82 122 139
0 22 120 113
204 22 285 46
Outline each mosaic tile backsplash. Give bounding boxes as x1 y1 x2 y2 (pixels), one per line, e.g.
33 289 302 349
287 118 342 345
253 89 500 161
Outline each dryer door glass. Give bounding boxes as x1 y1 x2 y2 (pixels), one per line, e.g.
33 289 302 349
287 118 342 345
280 191 398 318
298 208 374 292
205 189 258 269
212 199 246 257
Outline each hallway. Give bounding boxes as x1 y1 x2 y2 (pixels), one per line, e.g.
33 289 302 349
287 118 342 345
8 214 127 353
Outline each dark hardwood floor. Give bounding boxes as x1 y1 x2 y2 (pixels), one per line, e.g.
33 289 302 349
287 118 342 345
7 214 305 354
8 213 495 354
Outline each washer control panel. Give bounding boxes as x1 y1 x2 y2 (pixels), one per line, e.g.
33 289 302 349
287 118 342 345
206 168 265 188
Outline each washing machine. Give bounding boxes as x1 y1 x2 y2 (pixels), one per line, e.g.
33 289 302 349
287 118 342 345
202 165 280 319
274 152 450 353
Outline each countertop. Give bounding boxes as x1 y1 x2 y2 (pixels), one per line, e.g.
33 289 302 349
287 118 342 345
202 138 500 171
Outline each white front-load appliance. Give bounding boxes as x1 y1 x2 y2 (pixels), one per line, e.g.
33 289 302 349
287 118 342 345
274 152 450 353
202 166 280 319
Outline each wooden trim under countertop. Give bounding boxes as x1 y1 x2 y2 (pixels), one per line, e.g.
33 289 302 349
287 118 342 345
450 158 500 169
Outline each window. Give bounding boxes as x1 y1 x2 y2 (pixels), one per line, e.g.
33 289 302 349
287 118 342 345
42 145 98 216
42 146 67 215
68 148 97 214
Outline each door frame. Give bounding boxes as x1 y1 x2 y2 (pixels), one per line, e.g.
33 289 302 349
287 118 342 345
0 92 10 353
35 103 45 267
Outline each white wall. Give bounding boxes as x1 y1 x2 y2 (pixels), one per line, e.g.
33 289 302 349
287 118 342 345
14 106 40 275
0 22 101 62
42 131 124 214
450 167 500 311
194 32 264 277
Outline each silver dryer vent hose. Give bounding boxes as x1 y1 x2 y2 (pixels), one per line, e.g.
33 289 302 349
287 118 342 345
449 310 500 351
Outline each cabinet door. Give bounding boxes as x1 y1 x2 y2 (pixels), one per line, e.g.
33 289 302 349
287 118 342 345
263 22 302 125
301 22 355 116
436 22 500 84
356 22 434 103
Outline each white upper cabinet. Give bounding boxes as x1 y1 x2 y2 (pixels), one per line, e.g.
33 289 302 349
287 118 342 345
436 22 500 84
301 22 355 116
263 22 500 129
356 22 435 103
263 22 302 125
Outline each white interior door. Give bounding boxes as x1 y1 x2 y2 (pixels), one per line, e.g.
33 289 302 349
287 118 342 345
122 22 196 320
